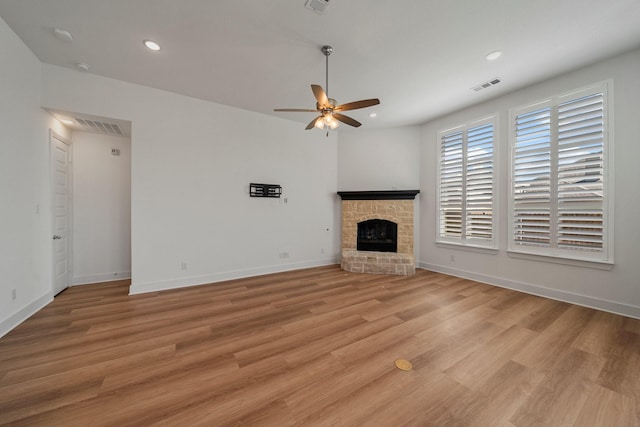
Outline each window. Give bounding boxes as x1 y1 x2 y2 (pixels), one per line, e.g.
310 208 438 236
509 82 612 264
438 117 496 248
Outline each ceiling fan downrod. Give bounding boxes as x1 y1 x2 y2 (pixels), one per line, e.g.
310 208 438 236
321 45 333 99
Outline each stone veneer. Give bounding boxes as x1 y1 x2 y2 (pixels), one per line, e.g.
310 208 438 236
338 191 419 276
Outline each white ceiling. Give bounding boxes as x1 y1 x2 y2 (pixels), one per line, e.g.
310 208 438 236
2 0 640 130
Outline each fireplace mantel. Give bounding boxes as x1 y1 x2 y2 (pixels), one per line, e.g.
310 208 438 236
337 190 420 200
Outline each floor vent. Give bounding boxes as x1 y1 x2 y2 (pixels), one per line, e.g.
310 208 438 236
472 77 501 92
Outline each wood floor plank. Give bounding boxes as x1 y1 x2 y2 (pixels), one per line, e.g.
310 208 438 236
294 368 425 426
449 360 545 426
596 330 640 401
370 372 469 426
444 325 537 390
510 348 606 426
512 304 596 371
0 265 638 426
574 384 640 427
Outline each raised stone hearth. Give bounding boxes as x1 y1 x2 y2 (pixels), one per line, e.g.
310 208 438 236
338 190 419 276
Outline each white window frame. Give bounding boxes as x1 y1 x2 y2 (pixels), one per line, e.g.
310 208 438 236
508 81 613 265
437 115 498 250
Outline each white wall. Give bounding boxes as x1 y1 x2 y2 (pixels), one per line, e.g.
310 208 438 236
41 65 339 294
337 126 422 260
420 48 640 318
72 132 131 285
0 16 71 336
338 126 421 191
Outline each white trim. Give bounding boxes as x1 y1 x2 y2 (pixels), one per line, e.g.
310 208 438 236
507 250 613 270
0 292 53 338
435 241 499 254
72 272 132 285
50 130 73 295
416 261 639 319
507 80 613 264
129 258 339 295
436 114 498 249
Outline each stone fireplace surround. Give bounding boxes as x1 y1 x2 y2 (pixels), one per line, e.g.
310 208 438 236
338 190 420 276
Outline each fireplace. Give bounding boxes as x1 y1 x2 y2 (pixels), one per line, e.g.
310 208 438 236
338 190 420 275
357 219 397 252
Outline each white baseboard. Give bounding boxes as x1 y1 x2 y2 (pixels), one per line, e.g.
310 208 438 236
129 258 339 295
417 261 640 320
72 271 131 286
0 292 53 338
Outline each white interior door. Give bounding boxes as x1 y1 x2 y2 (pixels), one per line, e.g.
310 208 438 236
52 133 71 295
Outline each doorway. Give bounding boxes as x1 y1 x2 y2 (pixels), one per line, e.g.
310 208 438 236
48 110 132 293
51 131 72 295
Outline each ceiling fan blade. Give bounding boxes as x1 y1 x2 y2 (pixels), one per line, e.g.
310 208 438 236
274 108 318 112
333 113 362 128
305 116 323 130
311 84 329 108
334 98 380 112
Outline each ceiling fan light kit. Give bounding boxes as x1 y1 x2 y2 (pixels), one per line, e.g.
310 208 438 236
274 45 380 133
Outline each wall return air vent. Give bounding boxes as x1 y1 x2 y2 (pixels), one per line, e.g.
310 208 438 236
74 118 127 136
472 77 501 92
305 0 333 14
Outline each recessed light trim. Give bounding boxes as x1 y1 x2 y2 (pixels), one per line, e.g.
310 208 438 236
53 28 73 42
75 62 90 71
144 40 161 51
59 118 74 125
369 112 377 118
485 50 502 61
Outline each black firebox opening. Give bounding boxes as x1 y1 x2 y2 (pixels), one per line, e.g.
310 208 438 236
357 219 398 252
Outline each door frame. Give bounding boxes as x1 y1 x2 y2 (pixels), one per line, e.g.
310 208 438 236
50 130 73 295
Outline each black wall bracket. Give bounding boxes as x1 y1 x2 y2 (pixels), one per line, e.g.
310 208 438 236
250 183 282 198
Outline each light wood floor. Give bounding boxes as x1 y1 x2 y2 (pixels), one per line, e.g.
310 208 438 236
1 265 639 426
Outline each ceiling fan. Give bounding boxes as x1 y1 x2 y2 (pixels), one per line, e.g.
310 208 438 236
274 45 380 132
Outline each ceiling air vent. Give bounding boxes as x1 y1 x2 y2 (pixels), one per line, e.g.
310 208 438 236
472 77 501 92
74 118 126 136
305 0 333 14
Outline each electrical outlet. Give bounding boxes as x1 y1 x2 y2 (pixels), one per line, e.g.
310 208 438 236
279 252 289 259
181 261 187 270
12 289 16 301
450 255 456 262
321 248 325 254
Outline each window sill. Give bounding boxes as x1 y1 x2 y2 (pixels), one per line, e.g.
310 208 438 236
435 240 499 255
507 250 614 271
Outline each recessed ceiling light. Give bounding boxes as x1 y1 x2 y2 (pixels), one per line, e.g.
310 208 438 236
59 118 74 125
53 28 73 42
485 50 502 61
75 62 90 71
369 112 377 118
144 40 161 51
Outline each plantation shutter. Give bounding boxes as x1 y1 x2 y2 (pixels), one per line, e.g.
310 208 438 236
439 131 464 237
510 82 609 262
557 93 604 250
466 124 494 240
513 107 552 247
438 119 495 246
